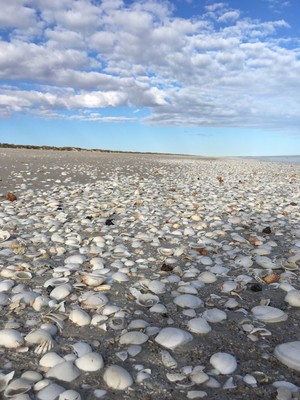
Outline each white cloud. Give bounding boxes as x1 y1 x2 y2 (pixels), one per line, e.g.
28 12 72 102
0 0 299 132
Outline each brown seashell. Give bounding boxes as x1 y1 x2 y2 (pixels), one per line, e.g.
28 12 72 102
193 203 199 209
216 176 224 184
6 192 17 201
263 274 280 284
195 248 209 255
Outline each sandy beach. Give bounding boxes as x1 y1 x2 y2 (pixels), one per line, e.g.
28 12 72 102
0 148 300 400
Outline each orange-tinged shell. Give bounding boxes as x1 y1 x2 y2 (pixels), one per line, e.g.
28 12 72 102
263 274 280 284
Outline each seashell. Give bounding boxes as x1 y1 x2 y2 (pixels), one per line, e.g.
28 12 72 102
109 317 125 330
284 262 298 271
46 361 80 382
187 317 212 334
127 319 149 330
166 372 186 382
4 378 31 397
173 294 203 309
36 383 65 400
158 248 174 256
72 342 92 357
136 293 159 307
187 390 208 399
0 329 24 348
198 271 217 284
119 331 149 345
150 303 167 313
255 256 281 269
21 370 43 383
155 327 193 350
80 293 108 309
190 371 209 385
202 308 227 323
44 278 69 288
103 365 133 390
59 390 82 400
64 255 86 264
50 284 71 301
79 272 106 287
69 308 91 326
39 352 64 368
13 271 32 280
161 350 178 369
0 371 15 392
75 352 104 372
210 352 237 374
0 279 15 292
0 230 10 242
148 280 166 294
284 289 300 307
274 341 300 371
251 306 288 323
263 274 279 283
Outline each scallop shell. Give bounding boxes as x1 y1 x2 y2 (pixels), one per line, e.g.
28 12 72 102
103 365 133 390
251 306 288 323
210 352 237 374
0 329 24 348
274 341 300 371
154 327 193 350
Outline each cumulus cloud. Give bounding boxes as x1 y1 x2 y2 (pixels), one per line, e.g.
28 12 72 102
0 0 299 131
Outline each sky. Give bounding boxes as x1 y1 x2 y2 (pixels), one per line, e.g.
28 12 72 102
0 0 300 156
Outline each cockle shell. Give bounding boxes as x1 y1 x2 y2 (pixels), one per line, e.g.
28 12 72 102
103 365 133 390
155 327 193 350
119 331 149 345
274 341 300 371
210 352 237 374
0 329 24 348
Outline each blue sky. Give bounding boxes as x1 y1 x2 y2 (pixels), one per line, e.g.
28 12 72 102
0 0 300 156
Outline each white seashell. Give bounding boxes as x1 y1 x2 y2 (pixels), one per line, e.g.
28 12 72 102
221 281 237 293
59 390 82 400
13 271 32 280
0 279 15 292
79 272 106 286
173 294 203 309
210 352 237 374
46 361 80 382
158 248 173 256
166 372 186 382
109 317 125 330
127 320 149 330
72 342 92 357
25 329 53 345
44 278 69 288
161 350 178 369
80 293 108 308
149 303 167 313
21 371 43 383
119 331 149 345
39 352 64 368
50 284 71 301
284 289 300 307
155 327 193 350
64 255 86 264
272 381 299 393
111 272 129 282
69 309 91 326
190 371 209 385
0 329 24 348
75 352 104 371
0 371 15 392
4 378 31 397
251 306 287 323
202 308 227 323
0 230 10 242
148 280 166 294
274 341 300 371
136 293 159 307
198 271 217 284
36 383 65 400
187 317 212 334
187 390 208 399
103 365 133 390
255 256 280 269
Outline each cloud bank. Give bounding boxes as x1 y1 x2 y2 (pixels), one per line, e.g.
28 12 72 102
0 0 299 130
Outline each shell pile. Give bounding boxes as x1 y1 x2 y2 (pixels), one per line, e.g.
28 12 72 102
0 148 300 400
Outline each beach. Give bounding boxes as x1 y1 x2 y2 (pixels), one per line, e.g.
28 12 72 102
0 148 300 400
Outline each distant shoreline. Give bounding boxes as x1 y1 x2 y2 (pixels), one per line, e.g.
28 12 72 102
0 142 194 157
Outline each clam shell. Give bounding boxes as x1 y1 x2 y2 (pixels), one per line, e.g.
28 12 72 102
274 341 300 371
210 352 237 374
46 361 80 382
0 329 24 348
36 383 65 400
59 390 82 400
4 378 31 398
0 371 15 392
187 317 212 334
119 331 149 345
75 352 104 372
284 289 300 307
69 309 91 326
202 308 227 323
103 365 133 390
39 352 64 368
173 294 203 309
13 271 32 280
0 230 10 242
154 327 193 350
251 306 288 323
